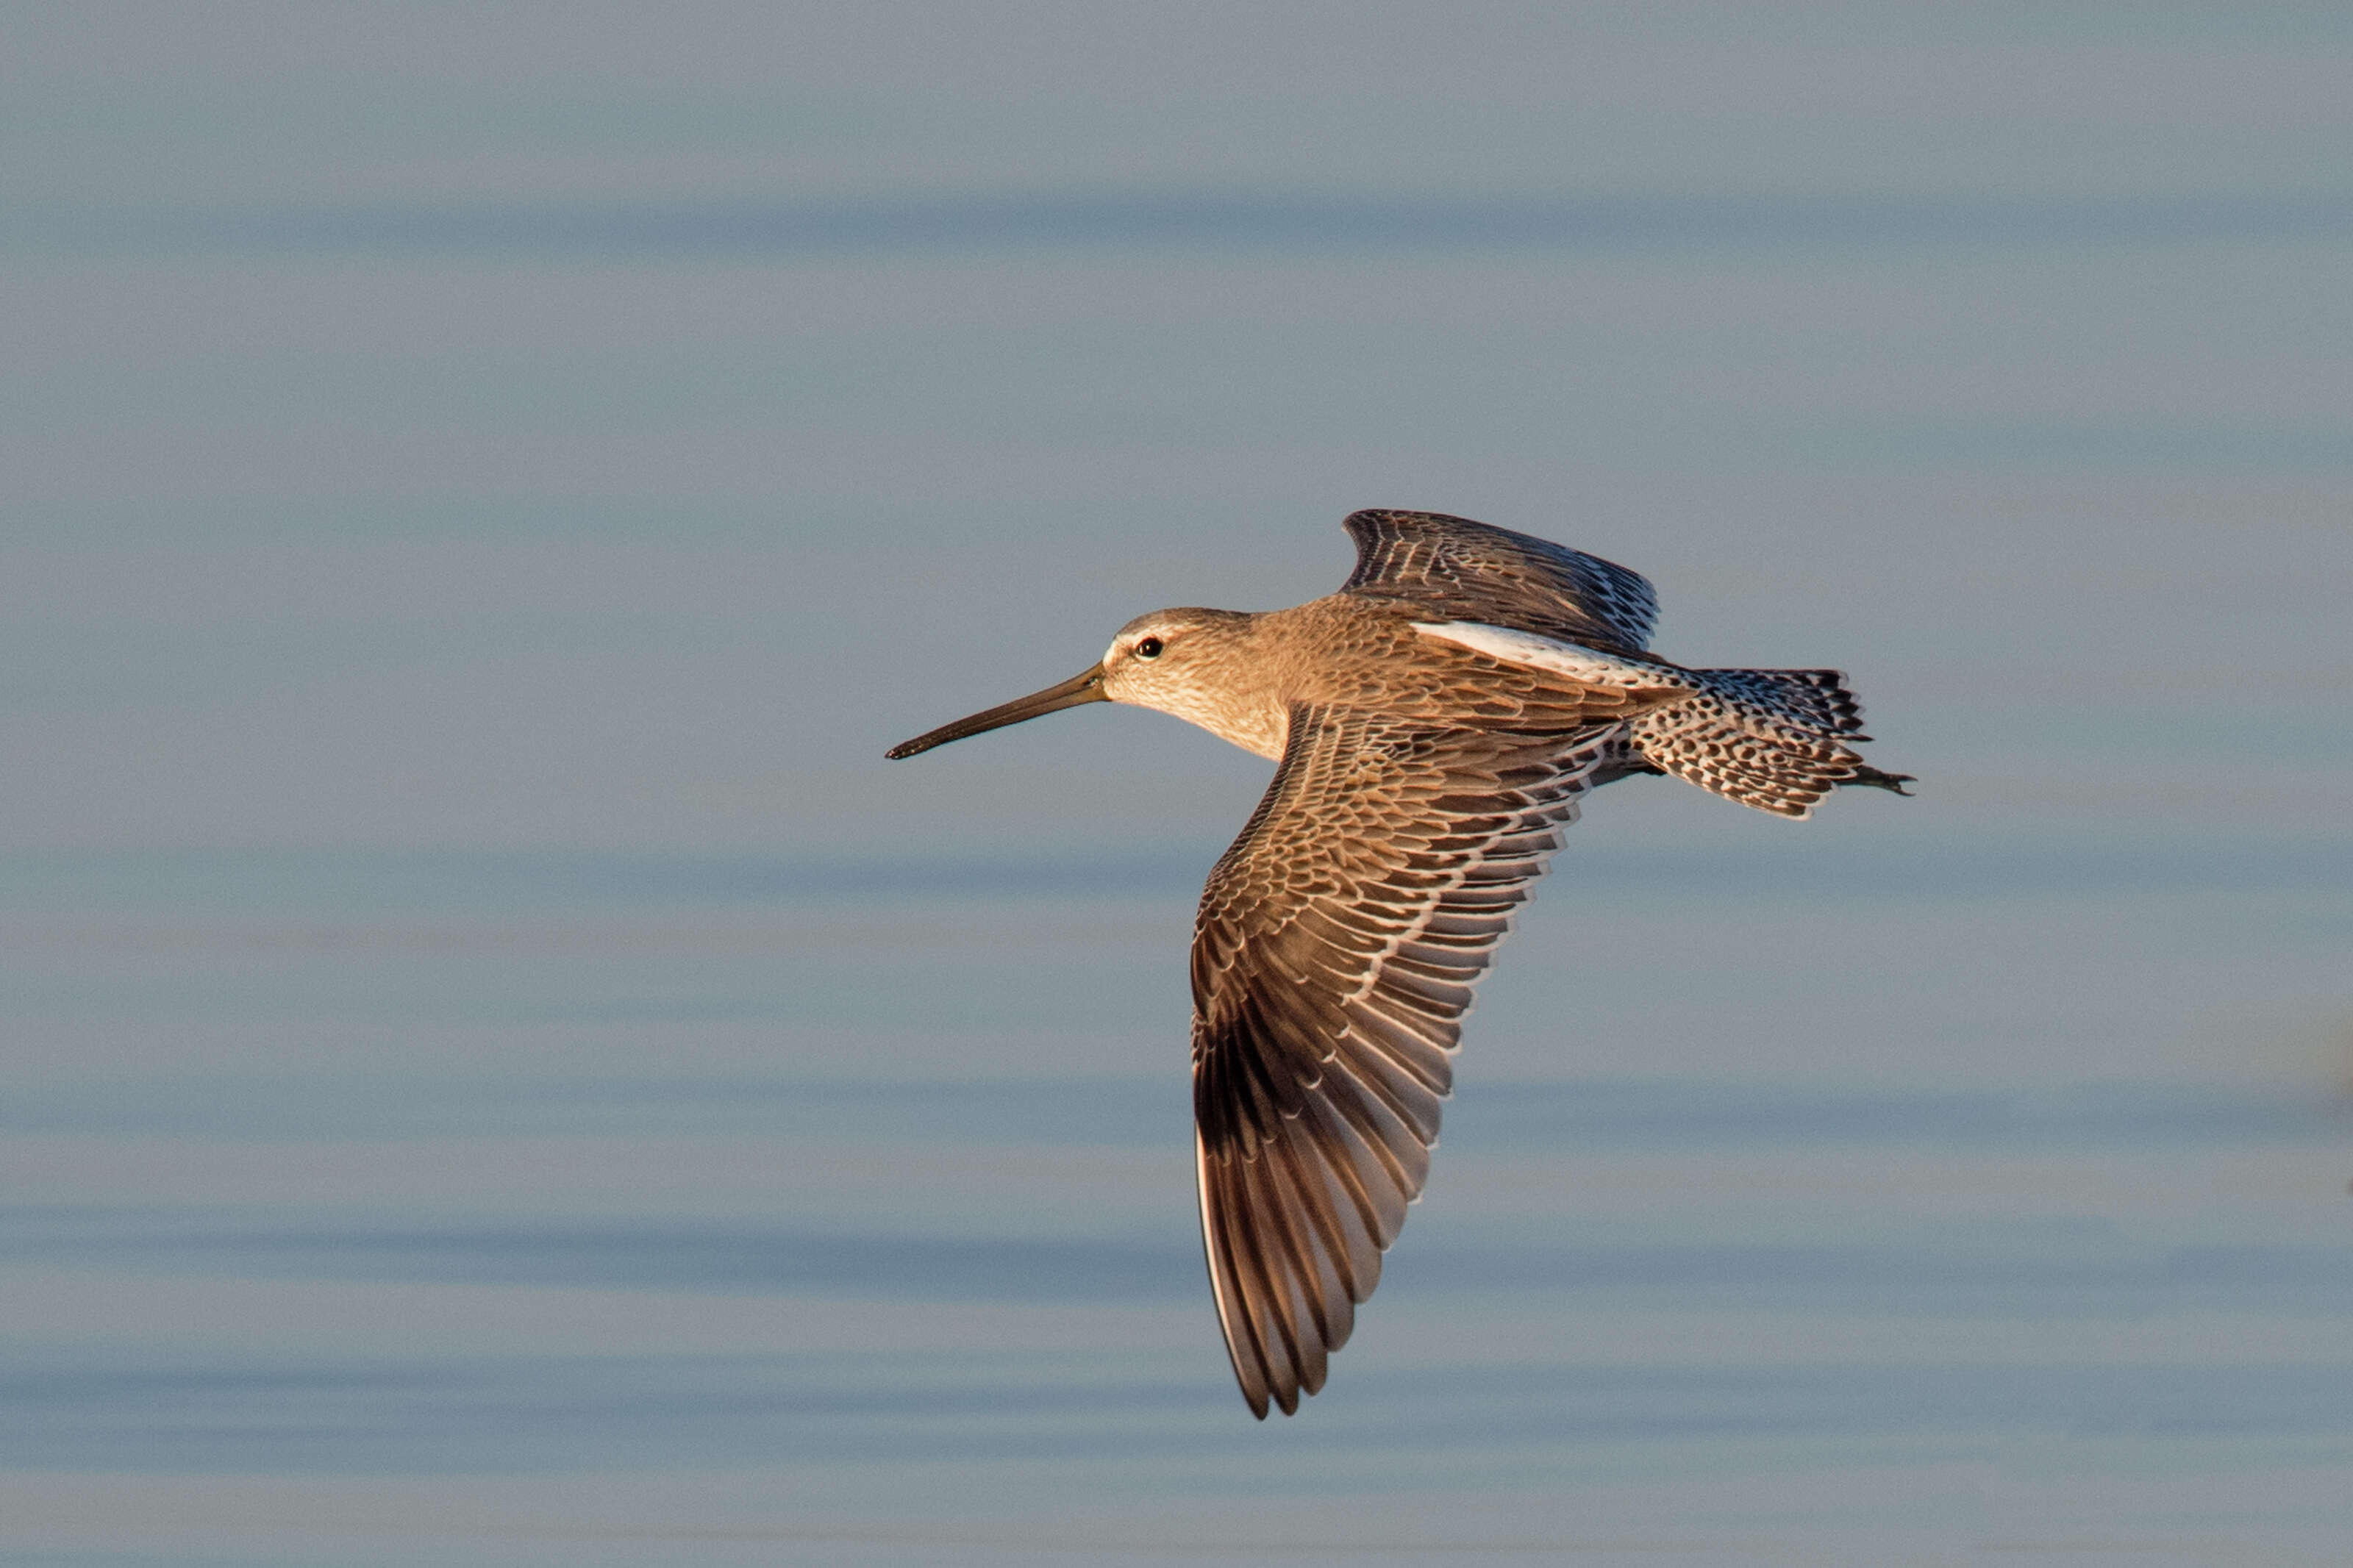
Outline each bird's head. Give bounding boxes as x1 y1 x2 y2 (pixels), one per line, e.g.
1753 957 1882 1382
885 607 1253 759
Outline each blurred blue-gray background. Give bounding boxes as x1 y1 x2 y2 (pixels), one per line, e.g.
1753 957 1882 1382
5 5 2349 1564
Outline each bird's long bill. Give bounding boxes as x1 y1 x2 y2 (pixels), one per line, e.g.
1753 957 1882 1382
885 665 1110 759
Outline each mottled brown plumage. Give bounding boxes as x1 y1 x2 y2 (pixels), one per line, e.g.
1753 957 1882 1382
887 509 1912 1418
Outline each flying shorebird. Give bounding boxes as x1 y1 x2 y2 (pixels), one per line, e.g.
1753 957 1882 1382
886 509 1911 1418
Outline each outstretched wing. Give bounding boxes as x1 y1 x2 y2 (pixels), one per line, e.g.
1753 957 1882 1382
1342 509 1660 654
1190 702 1615 1417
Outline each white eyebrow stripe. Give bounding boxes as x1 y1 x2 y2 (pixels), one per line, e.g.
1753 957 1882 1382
1410 621 1691 692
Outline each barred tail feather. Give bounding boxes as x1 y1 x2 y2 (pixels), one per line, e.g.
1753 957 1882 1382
1699 667 1871 739
1629 668 1908 819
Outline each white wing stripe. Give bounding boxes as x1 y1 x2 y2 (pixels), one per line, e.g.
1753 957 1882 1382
1412 621 1692 692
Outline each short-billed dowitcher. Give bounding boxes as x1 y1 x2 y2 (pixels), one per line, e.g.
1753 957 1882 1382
888 509 1910 1418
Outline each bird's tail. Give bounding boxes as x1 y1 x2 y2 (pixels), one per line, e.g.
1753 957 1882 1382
1629 667 1913 819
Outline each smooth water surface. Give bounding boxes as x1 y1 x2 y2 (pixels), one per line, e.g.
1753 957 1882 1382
8 842 2349 1565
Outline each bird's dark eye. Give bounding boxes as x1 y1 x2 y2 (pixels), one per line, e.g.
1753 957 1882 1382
1135 637 1164 659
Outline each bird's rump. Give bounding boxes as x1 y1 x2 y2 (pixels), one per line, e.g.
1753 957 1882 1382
1403 616 1890 820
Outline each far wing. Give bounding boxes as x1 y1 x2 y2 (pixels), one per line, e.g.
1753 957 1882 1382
1343 509 1660 654
1190 701 1615 1417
